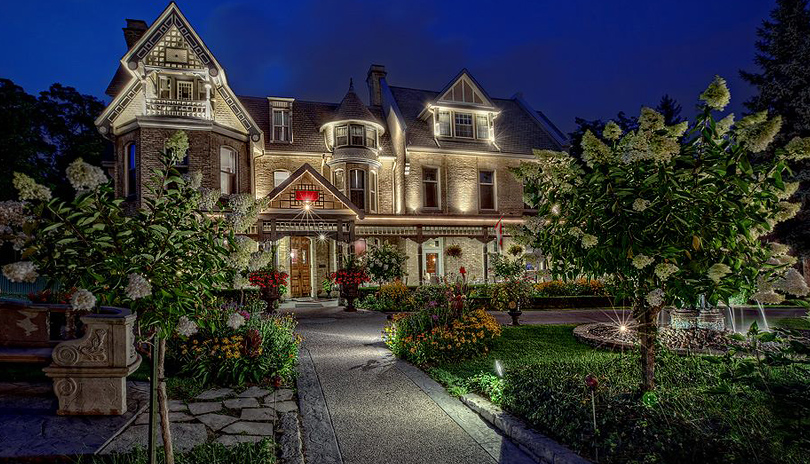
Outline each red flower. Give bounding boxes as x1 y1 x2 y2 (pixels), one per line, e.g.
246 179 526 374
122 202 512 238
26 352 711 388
459 266 467 275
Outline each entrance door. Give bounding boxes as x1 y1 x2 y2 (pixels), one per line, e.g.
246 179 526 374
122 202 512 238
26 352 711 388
289 237 311 297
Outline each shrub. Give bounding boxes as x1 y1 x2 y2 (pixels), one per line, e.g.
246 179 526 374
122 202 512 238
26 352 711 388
534 279 606 297
383 308 501 365
490 278 534 312
172 306 300 386
411 284 450 310
364 280 415 312
363 242 408 284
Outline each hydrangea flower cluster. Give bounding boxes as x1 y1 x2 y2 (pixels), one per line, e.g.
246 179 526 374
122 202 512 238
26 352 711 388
602 120 622 140
631 254 654 269
13 172 51 202
176 316 199 337
198 187 221 211
784 136 810 161
70 288 96 311
645 288 664 307
580 234 598 249
2 261 38 283
699 75 731 110
66 158 107 192
227 235 258 270
736 111 782 153
0 201 29 250
654 263 679 281
232 274 252 290
226 312 246 330
125 273 152 300
632 198 650 212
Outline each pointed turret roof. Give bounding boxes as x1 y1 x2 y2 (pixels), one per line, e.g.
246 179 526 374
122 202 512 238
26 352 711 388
334 79 380 124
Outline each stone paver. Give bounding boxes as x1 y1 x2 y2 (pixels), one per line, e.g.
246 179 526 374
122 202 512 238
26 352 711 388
194 388 234 400
287 304 534 464
168 399 188 412
265 400 298 413
196 413 238 431
101 423 208 454
265 388 295 402
187 401 222 415
222 421 274 436
240 407 277 421
237 386 270 398
223 397 260 409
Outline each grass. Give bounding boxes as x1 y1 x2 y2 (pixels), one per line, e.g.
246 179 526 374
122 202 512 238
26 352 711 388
74 439 276 463
426 324 810 464
773 316 810 330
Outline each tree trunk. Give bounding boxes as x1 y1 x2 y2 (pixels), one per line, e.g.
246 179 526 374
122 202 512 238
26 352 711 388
157 337 174 464
637 306 658 392
148 339 158 464
803 256 810 287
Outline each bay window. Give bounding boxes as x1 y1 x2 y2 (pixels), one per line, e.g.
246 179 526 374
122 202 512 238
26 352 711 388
350 124 365 146
350 169 365 209
126 143 137 198
370 170 378 212
333 169 345 191
220 146 237 194
336 125 348 147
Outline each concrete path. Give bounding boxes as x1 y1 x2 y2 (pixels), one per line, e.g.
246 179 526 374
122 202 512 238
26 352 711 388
284 302 535 464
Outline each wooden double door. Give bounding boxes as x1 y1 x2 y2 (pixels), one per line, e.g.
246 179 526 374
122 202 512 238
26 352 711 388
289 237 311 297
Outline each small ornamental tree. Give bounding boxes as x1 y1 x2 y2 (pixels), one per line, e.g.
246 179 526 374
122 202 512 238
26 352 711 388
514 77 807 391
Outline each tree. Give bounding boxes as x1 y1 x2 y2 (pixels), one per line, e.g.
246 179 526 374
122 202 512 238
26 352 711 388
655 94 684 125
0 79 107 201
741 0 810 275
514 76 805 391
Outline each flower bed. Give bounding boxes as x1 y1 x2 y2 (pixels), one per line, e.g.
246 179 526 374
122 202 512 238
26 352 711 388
383 308 501 365
169 299 300 386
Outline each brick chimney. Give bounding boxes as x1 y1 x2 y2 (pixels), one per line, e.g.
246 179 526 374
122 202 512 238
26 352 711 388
123 19 149 49
366 64 387 107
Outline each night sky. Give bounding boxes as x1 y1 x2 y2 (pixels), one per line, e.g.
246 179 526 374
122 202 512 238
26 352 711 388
0 0 775 134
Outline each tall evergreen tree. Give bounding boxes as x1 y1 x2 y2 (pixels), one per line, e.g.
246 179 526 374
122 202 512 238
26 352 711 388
655 94 684 125
741 0 810 278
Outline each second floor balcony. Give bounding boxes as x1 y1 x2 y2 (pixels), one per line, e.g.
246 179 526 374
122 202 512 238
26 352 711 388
145 98 210 120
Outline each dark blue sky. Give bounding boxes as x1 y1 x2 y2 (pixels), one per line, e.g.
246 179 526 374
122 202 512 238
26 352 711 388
0 0 775 133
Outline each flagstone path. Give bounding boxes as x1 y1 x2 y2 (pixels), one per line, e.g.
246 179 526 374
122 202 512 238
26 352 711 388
284 302 536 464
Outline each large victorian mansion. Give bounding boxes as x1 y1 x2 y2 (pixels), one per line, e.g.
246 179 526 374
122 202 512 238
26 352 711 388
97 3 567 298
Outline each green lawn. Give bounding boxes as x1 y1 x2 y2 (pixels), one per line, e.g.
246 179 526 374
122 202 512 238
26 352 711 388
773 316 810 330
427 324 810 464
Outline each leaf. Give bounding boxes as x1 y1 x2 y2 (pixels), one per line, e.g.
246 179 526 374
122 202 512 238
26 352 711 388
692 236 701 251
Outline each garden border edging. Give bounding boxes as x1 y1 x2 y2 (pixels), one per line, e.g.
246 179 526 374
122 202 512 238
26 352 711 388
459 393 591 464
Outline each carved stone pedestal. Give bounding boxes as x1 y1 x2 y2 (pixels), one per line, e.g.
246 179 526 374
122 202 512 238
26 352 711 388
44 307 141 416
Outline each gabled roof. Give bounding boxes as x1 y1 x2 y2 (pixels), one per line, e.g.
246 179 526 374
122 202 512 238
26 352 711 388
96 2 262 140
334 80 382 125
433 68 496 110
389 86 564 155
264 163 364 219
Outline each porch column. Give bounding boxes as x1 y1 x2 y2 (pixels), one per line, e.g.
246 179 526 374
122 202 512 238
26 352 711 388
417 226 424 286
483 242 488 284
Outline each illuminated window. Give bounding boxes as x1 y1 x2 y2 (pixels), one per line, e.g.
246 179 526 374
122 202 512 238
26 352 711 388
479 170 495 210
220 147 237 194
177 81 193 100
476 114 490 139
369 170 378 212
273 170 290 188
454 113 473 138
366 127 377 149
423 167 439 209
333 169 345 191
336 125 348 147
349 169 365 209
350 124 365 146
126 143 137 198
158 76 171 99
437 111 451 137
272 109 291 142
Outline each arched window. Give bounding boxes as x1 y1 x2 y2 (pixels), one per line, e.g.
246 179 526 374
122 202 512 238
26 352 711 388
349 169 365 210
333 169 345 192
220 146 237 194
273 170 290 188
369 170 378 212
125 143 137 198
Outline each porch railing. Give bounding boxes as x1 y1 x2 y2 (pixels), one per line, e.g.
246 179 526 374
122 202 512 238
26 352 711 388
145 98 210 119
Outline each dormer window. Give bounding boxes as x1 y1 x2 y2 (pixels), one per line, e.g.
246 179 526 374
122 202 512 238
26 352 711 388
434 109 492 141
334 124 378 149
476 114 490 139
273 109 291 142
437 111 451 136
454 113 473 138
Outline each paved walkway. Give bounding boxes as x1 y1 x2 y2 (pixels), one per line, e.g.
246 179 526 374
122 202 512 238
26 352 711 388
283 301 535 464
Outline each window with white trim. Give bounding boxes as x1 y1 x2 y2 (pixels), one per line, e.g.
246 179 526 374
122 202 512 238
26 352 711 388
273 170 290 188
272 109 291 142
479 170 495 210
423 167 439 209
158 76 171 99
333 169 345 191
369 170 378 212
437 111 451 137
335 126 348 147
220 146 237 194
177 81 193 100
366 127 377 149
454 113 473 138
476 114 490 140
349 169 365 210
350 124 365 146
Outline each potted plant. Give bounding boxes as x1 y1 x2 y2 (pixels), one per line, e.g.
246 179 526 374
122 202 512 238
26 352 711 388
491 277 534 325
334 255 370 312
248 266 288 313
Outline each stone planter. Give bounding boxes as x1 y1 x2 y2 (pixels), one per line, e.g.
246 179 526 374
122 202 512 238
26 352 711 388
698 308 725 331
43 306 141 416
507 310 522 326
341 283 359 312
670 308 699 330
260 285 281 314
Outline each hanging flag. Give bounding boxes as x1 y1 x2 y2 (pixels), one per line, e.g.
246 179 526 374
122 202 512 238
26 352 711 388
495 216 504 251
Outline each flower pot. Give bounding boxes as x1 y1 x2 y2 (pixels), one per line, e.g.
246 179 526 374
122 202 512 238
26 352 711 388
260 286 281 314
43 306 141 415
507 310 522 326
341 283 359 312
